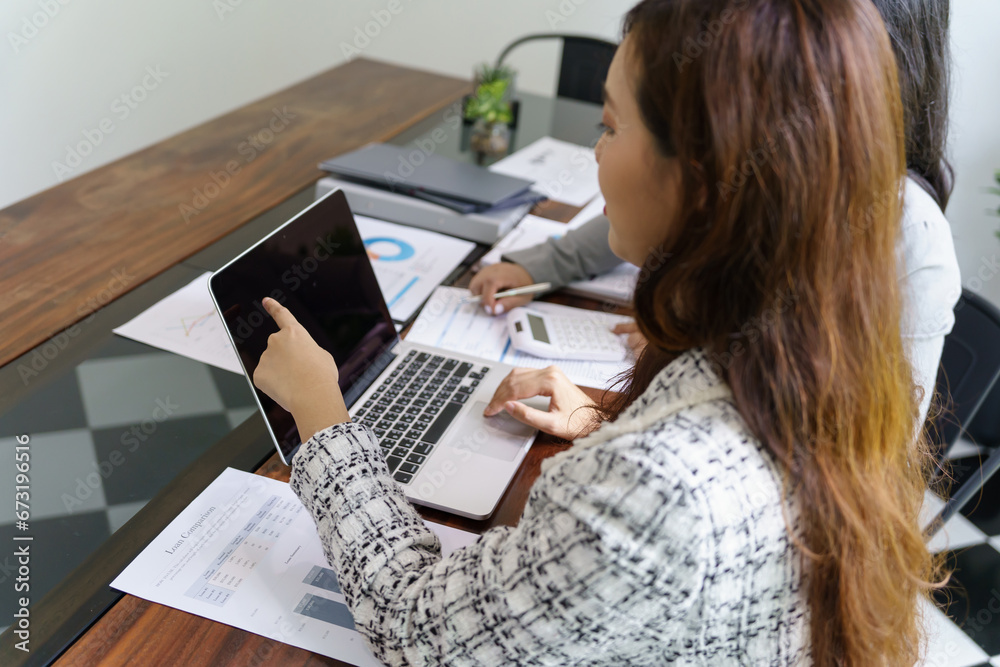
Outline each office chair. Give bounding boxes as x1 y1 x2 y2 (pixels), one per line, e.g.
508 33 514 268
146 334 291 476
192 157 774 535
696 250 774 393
923 289 1000 539
495 34 618 105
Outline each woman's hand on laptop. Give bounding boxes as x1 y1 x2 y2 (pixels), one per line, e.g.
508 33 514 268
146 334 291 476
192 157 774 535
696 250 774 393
483 366 601 441
254 297 350 443
469 262 535 315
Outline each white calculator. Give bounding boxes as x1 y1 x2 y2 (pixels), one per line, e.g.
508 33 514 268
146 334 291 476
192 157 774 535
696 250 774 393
505 307 628 361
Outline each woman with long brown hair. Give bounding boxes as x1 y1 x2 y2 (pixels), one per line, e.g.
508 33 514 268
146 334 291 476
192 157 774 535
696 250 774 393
471 0 961 434
254 0 943 663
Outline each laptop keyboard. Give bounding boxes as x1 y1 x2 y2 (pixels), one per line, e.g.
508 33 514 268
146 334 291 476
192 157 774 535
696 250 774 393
353 350 491 485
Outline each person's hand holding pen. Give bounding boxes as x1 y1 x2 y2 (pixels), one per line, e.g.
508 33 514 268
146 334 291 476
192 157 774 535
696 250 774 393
468 262 540 315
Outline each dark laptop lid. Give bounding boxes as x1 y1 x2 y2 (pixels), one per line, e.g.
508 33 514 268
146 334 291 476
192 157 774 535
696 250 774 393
209 189 398 461
320 143 534 208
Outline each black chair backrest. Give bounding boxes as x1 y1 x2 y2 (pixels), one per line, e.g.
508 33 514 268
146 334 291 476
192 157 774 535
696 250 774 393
968 375 1000 445
923 289 1000 538
929 289 1000 452
496 34 618 105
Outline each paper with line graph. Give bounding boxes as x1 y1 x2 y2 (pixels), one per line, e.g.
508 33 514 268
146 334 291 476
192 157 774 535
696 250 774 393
113 272 244 373
112 467 478 664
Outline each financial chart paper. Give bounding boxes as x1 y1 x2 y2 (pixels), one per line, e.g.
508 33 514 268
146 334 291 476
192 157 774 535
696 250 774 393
112 467 477 664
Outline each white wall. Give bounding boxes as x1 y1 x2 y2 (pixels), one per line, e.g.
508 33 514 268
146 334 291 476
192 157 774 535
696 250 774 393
2 0 998 307
946 0 1000 308
0 0 629 211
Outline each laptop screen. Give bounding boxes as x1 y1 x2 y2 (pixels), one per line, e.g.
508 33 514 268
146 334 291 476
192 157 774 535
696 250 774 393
210 189 397 459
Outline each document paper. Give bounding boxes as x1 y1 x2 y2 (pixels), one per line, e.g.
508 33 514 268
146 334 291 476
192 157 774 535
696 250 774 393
111 467 478 665
479 214 639 306
355 214 476 323
407 286 633 389
489 136 600 207
113 272 243 374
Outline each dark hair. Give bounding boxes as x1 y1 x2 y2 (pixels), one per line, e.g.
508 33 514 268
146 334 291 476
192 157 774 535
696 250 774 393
601 0 943 664
872 0 954 208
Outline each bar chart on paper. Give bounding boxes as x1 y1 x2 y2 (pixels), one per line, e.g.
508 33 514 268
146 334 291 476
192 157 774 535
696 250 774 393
112 468 478 664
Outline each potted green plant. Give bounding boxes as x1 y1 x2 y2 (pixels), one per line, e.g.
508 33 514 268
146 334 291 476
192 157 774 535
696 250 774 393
464 64 516 159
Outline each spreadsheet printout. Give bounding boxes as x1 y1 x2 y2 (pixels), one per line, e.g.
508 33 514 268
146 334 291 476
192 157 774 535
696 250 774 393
112 467 478 664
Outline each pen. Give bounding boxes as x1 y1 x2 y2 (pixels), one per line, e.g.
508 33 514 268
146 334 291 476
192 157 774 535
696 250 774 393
461 282 552 304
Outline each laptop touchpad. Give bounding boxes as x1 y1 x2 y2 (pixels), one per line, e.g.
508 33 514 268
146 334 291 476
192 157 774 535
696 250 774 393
447 401 537 461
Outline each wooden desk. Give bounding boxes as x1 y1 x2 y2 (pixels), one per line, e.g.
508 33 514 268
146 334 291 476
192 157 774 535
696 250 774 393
0 58 470 369
0 61 613 665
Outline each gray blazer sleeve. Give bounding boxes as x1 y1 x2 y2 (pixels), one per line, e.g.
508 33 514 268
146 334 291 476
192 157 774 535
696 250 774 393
501 214 622 290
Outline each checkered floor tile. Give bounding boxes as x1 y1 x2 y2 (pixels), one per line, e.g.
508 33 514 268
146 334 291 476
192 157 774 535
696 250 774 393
921 448 1000 666
0 336 256 632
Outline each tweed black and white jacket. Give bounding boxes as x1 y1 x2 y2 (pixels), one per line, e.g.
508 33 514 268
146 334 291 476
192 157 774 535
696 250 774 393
290 349 811 666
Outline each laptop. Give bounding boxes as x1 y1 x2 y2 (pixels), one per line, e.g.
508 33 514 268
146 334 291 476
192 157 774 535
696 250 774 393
320 142 536 212
209 189 546 519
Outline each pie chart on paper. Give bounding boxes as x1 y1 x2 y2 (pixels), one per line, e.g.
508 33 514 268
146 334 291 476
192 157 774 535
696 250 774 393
363 237 415 262
354 216 476 323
